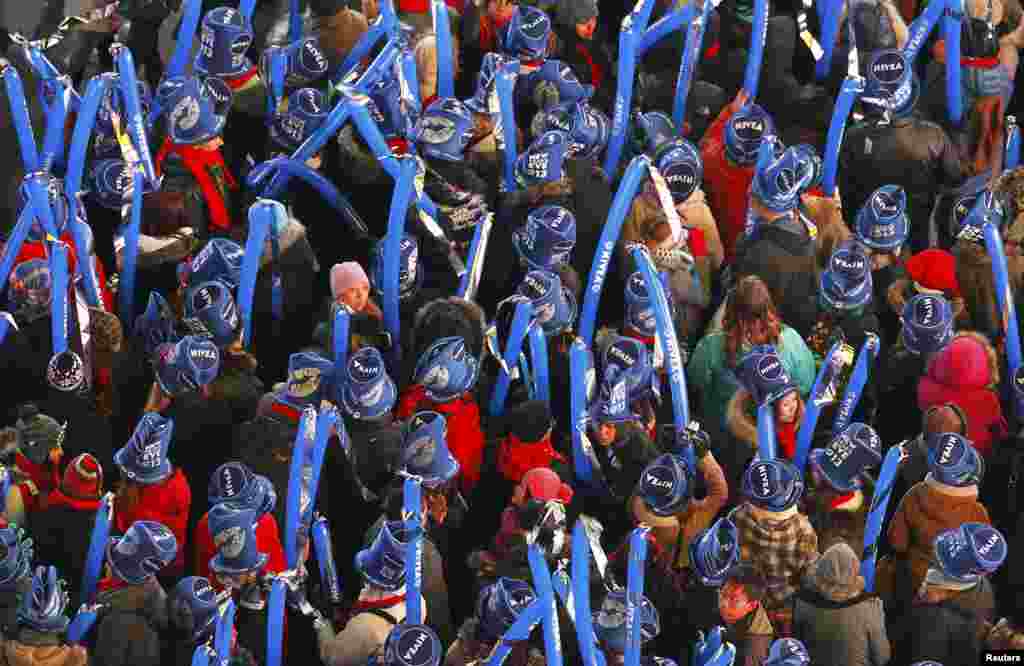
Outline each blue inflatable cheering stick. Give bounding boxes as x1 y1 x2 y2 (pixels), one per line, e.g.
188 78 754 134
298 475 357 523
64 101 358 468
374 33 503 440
943 0 965 126
431 0 455 99
528 543 564 666
112 44 159 188
489 299 535 418
794 342 853 473
265 576 287 666
80 493 115 605
624 527 650 666
484 588 544 666
640 3 695 57
168 0 204 79
457 213 495 300
527 324 551 406
1007 115 1021 171
311 515 342 605
832 333 880 434
237 199 283 348
283 407 317 568
816 0 844 80
496 60 520 193
330 0 399 87
743 0 770 100
984 212 1023 376
383 156 419 365
570 338 604 489
571 520 608 666
117 168 145 325
861 441 909 591
603 0 655 178
402 474 424 625
672 1 708 129
1 62 41 171
821 76 866 196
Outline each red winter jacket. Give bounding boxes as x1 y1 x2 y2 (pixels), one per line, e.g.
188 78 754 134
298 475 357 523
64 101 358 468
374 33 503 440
699 104 755 262
114 468 191 578
496 433 566 485
395 385 484 494
194 511 287 588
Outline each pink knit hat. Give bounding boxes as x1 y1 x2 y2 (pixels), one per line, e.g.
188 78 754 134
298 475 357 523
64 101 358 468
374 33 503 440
330 262 369 299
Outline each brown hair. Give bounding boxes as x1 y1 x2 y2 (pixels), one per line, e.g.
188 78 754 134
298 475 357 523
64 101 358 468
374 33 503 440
724 275 784 366
724 563 767 602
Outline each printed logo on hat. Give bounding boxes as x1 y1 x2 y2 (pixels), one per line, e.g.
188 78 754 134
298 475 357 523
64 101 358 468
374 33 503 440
193 577 213 598
299 40 327 75
832 250 867 276
220 466 245 499
732 118 764 141
171 96 201 132
520 10 550 39
774 168 797 194
628 272 648 299
288 366 322 398
913 295 939 326
607 342 638 368
214 525 246 558
188 342 219 371
756 355 783 382
664 162 697 190
408 435 438 470
351 356 381 383
397 627 434 666
419 116 457 145
872 189 900 218
952 193 979 229
870 50 907 85
937 434 961 465
643 466 675 493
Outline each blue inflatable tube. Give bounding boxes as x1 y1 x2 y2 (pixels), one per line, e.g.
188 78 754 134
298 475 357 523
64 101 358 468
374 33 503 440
118 170 145 325
794 341 845 473
1007 116 1021 171
265 577 286 666
238 200 277 347
403 475 424 624
943 0 964 126
312 516 342 605
383 157 418 366
25 174 60 238
904 0 946 62
489 300 534 418
527 544 564 666
80 493 114 605
305 407 339 527
2 64 40 172
25 45 82 110
50 241 70 356
283 408 316 568
673 2 707 129
214 600 235 665
570 339 603 489
528 325 550 406
816 0 844 80
114 45 159 188
168 0 204 79
496 61 519 193
603 13 641 178
432 0 455 99
822 76 865 196
985 219 1022 376
743 0 769 99
640 4 695 57
39 80 68 173
757 403 777 460
66 606 100 644
484 600 544 666
0 207 35 299
333 305 351 375
624 527 649 666
832 334 880 433
571 521 606 666
248 158 370 237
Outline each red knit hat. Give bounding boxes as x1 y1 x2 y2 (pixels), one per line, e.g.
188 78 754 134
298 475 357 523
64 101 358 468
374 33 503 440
61 453 103 500
905 249 961 299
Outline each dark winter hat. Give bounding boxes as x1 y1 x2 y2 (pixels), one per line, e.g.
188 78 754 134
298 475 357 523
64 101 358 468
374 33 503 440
594 589 660 653
502 6 552 61
17 565 70 633
724 104 774 165
179 238 244 291
557 0 598 26
15 404 66 467
208 462 276 515
371 234 423 301
184 280 240 347
160 76 229 146
208 503 268 575
382 624 442 666
855 185 909 252
688 514 741 586
337 346 397 420
655 138 703 205
901 294 954 356
625 271 675 339
742 459 804 512
934 522 1007 582
271 88 330 153
750 144 814 213
115 413 175 484
282 352 335 409
465 52 510 114
736 345 797 406
531 101 610 160
512 205 576 271
630 111 676 157
0 526 34 590
9 260 53 324
516 270 577 336
415 98 474 162
764 638 810 665
505 400 554 443
515 130 572 188
355 520 412 591
476 577 537 642
862 49 920 118
953 189 1006 244
400 412 459 487
413 337 479 402
809 422 882 493
153 336 221 397
194 7 254 78
135 291 179 358
61 453 104 501
590 367 641 425
927 432 984 487
602 334 658 403
107 520 178 584
170 576 221 643
525 59 595 111
281 36 329 88
820 240 873 310
638 453 691 517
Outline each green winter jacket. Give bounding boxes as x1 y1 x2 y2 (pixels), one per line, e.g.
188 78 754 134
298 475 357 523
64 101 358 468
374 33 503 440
687 326 816 431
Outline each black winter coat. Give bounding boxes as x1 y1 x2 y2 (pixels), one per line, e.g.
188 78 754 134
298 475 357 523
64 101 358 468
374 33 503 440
30 502 99 606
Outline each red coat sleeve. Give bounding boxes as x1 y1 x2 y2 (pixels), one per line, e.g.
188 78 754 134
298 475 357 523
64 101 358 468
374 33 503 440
257 513 288 575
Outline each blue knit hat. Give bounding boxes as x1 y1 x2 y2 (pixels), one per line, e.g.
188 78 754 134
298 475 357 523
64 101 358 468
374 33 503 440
170 577 221 642
927 432 984 487
280 36 329 88
271 88 330 153
863 49 920 117
413 337 479 402
638 453 691 516
161 76 229 145
180 238 244 291
208 503 268 575
415 98 474 162
809 422 883 493
515 130 572 188
901 294 954 356
371 234 423 301
502 6 551 60
476 577 537 642
689 514 741 586
655 139 703 204
17 566 70 633
742 459 804 512
208 462 276 515
135 291 180 358
115 413 174 484
153 336 221 397
184 280 240 347
512 205 576 271
736 345 797 406
820 240 873 310
400 412 459 487
953 189 1007 244
282 352 335 409
0 526 33 590
624 270 674 338
593 589 660 653
630 110 676 157
764 638 810 665
524 58 595 111
464 52 511 114
194 7 254 77
934 523 1007 582
750 144 814 212
355 520 412 591
107 520 178 584
602 334 658 403
516 270 577 336
855 185 909 252
590 367 641 425
531 101 609 160
724 104 774 165
337 346 397 420
382 624 442 666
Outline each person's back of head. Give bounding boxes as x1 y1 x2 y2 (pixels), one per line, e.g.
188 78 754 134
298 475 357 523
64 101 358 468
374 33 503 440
94 610 162 666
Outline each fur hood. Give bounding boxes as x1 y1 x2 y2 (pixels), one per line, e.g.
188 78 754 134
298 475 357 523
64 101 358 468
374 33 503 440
412 296 488 362
725 389 759 451
924 330 1000 390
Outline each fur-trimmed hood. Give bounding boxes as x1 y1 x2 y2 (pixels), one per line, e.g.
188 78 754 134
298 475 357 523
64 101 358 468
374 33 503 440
725 389 759 451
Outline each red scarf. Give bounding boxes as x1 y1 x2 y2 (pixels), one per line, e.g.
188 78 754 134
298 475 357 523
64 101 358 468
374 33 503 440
155 137 238 231
776 420 798 460
15 452 59 494
225 67 260 91
47 487 102 513
496 433 565 484
575 43 605 89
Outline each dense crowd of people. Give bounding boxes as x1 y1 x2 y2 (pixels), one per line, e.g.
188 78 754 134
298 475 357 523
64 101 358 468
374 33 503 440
0 0 1022 664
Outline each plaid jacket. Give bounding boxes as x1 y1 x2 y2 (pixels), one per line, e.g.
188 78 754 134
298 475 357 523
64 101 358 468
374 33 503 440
734 503 820 610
